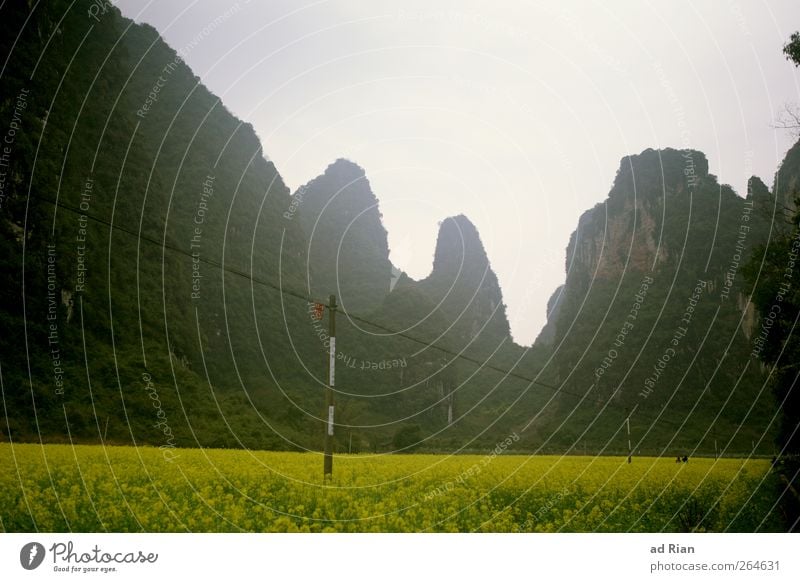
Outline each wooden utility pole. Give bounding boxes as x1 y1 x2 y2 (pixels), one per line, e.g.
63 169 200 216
626 410 632 463
324 294 336 479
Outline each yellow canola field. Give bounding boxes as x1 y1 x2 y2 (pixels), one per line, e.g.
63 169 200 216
0 444 780 532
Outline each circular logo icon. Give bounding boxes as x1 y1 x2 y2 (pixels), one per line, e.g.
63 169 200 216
20 542 46 570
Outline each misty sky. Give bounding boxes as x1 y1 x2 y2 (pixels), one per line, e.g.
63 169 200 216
114 0 799 345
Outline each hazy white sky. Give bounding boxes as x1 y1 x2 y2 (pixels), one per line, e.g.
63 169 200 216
115 0 799 345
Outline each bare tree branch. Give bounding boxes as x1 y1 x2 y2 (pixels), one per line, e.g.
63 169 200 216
773 103 800 137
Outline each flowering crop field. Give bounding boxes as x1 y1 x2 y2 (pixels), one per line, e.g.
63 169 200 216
0 444 781 532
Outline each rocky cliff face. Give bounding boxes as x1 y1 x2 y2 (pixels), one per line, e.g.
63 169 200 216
774 138 800 213
565 148 708 288
538 147 776 344
568 197 667 282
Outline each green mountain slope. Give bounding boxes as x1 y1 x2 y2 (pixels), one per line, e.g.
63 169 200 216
294 158 392 314
535 148 781 453
0 0 322 450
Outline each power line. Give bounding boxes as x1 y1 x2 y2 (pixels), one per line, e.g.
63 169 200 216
31 192 311 304
30 192 584 396
29 192 692 431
